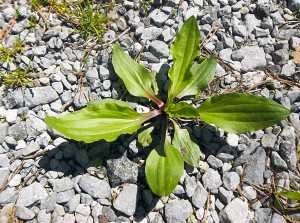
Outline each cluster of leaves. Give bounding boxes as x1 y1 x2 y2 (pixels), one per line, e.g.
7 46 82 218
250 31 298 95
32 0 111 41
139 0 152 14
0 37 34 89
45 17 290 196
0 68 33 89
0 38 25 64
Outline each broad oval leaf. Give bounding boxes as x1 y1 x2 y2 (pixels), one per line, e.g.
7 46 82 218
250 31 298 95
165 101 199 118
145 141 184 196
138 126 154 147
45 99 158 143
177 55 217 99
172 122 200 167
112 44 159 102
198 93 291 134
168 16 200 100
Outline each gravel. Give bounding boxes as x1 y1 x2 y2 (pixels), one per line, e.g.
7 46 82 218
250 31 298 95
0 0 299 222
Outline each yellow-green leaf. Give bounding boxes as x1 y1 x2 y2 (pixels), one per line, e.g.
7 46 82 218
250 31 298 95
45 99 158 143
145 141 184 196
198 93 291 134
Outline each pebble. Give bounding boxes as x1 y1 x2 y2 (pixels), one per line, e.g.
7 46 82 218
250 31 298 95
149 9 169 26
17 182 48 207
164 200 193 223
106 156 139 187
0 1 298 222
149 40 170 58
78 175 111 199
219 198 249 223
192 184 208 208
202 169 223 190
222 172 240 191
24 86 59 108
16 206 35 220
113 184 138 216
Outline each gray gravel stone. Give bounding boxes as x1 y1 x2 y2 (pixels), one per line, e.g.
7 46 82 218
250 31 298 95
261 133 277 149
235 46 266 71
6 109 18 124
273 49 289 65
17 182 48 207
26 117 47 139
0 123 9 144
52 177 74 192
149 9 169 26
106 156 139 187
56 189 75 203
0 168 10 188
3 7 16 21
219 198 249 223
164 199 193 223
24 86 59 108
255 208 272 223
138 27 162 41
207 155 223 169
242 185 257 200
244 147 266 185
222 172 240 191
192 184 208 208
219 187 234 204
37 210 51 223
8 121 27 140
149 40 169 58
78 175 110 199
184 175 197 197
202 169 222 190
271 151 288 170
279 126 297 170
113 184 138 216
22 143 40 156
75 204 90 223
272 212 287 223
16 206 35 220
0 187 17 205
67 194 80 213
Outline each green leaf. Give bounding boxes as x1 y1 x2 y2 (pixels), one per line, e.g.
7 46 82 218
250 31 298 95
138 126 154 147
275 190 300 201
172 122 200 167
112 44 159 101
145 141 184 196
198 93 291 134
168 16 200 100
177 55 217 99
165 101 199 118
45 99 157 143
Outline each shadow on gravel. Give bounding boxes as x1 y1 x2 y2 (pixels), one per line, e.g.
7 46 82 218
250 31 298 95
37 138 160 220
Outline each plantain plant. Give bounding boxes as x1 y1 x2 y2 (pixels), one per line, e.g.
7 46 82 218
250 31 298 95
45 17 290 196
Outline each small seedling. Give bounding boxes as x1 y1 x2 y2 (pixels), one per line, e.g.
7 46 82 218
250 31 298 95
45 17 290 196
47 0 111 41
0 68 33 89
139 0 151 14
0 37 25 63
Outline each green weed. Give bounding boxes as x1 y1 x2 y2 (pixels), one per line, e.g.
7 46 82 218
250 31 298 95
0 38 25 63
47 0 111 41
0 68 33 89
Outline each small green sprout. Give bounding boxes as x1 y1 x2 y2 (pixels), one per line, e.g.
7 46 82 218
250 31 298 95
0 68 33 89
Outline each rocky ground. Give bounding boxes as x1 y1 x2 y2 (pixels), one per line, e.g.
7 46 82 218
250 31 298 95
0 0 300 222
